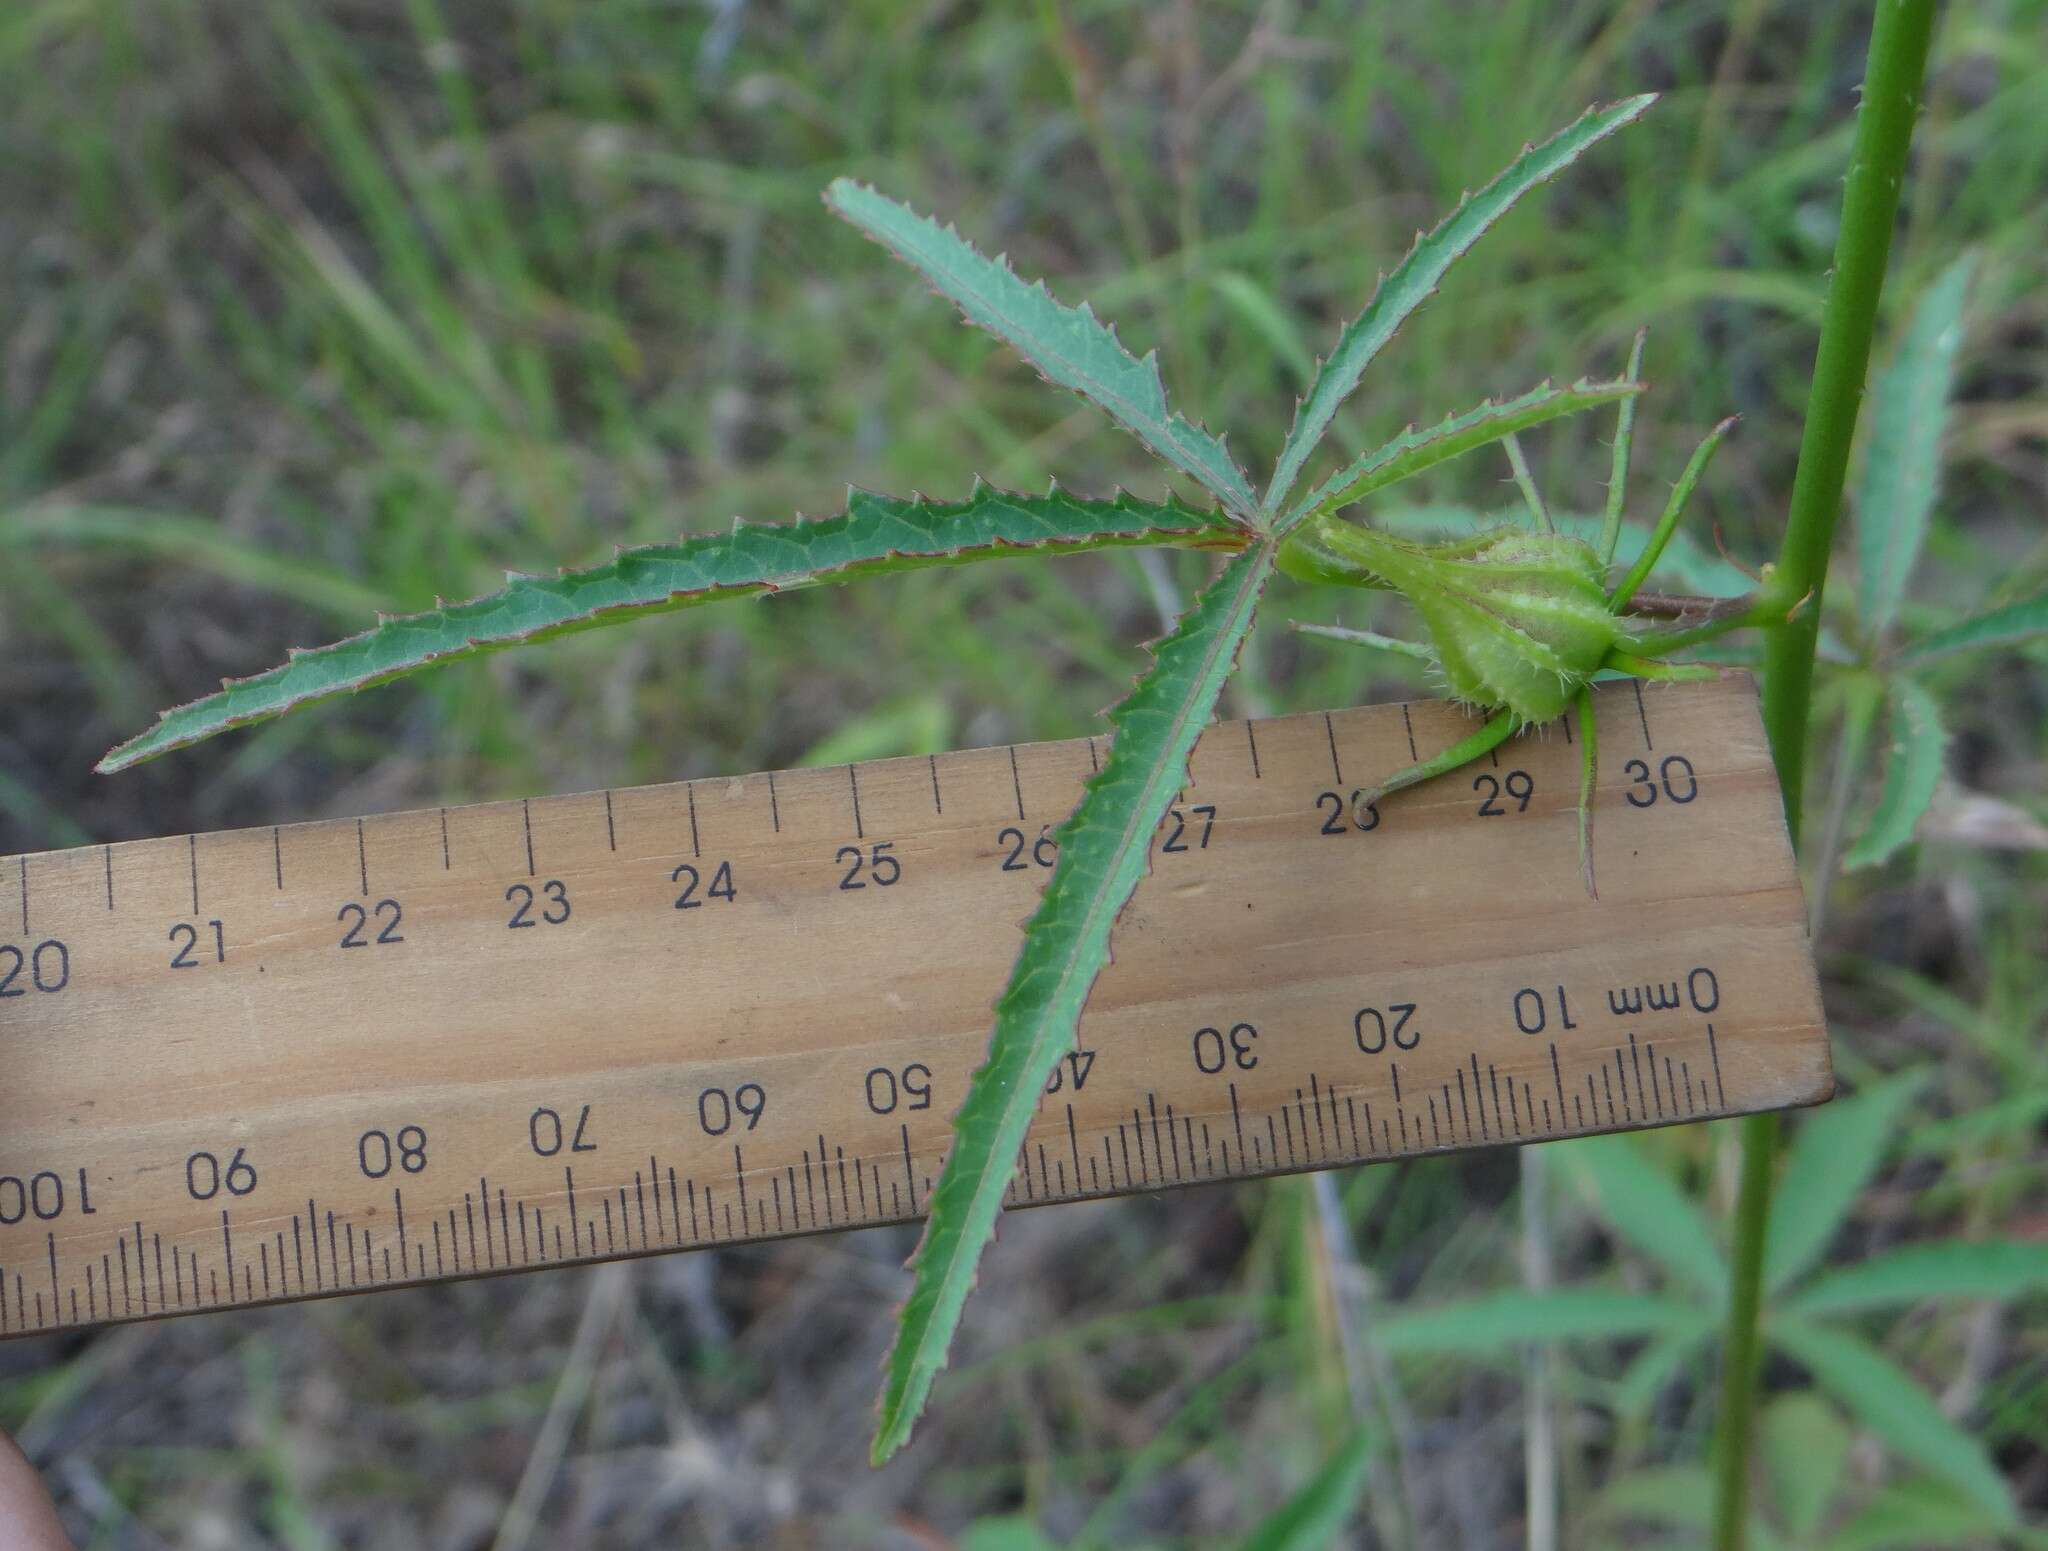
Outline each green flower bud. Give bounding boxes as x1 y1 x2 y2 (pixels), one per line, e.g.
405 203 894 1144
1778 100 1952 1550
1285 517 1622 724
1276 523 1394 590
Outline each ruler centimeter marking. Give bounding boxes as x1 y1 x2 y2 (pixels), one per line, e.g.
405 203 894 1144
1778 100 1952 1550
0 678 1830 1336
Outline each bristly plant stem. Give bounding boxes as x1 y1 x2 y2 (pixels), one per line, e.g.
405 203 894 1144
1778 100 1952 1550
1718 5 1939 1549
1758 0 1937 821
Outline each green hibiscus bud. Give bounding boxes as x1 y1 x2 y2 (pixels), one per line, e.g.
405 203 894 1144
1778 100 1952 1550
1278 517 1622 724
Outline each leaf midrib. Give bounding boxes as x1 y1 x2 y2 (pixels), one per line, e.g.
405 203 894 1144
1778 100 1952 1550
896 540 1274 1384
923 242 1247 516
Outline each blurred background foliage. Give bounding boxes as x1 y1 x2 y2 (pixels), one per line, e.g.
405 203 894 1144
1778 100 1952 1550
0 0 2042 1545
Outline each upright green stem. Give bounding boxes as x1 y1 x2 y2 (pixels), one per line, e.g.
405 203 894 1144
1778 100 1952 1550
1758 0 1937 813
1716 6 1938 1550
1713 1109 1782 1551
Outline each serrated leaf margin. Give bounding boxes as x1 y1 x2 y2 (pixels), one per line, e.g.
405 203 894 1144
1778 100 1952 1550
1291 377 1643 522
1263 95 1657 522
1855 251 1976 639
1842 676 1947 869
826 179 1261 521
99 485 1247 772
1899 588 2048 664
871 542 1274 1462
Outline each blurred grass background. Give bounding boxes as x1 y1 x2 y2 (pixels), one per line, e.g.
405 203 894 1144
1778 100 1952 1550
0 0 2043 1545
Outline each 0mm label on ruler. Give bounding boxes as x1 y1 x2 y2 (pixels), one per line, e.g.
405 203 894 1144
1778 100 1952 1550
0 676 1830 1335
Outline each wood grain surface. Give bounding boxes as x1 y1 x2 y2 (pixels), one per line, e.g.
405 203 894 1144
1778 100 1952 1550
0 675 1830 1335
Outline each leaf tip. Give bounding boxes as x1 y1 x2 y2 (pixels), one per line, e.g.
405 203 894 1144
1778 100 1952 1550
820 175 869 211
869 1409 912 1467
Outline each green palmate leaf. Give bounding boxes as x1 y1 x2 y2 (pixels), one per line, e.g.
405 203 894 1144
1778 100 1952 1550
1374 1288 1700 1356
99 485 1244 772
1762 1393 1854 1540
1763 1069 1925 1295
1831 1478 2020 1551
1264 94 1656 524
1237 1425 1374 1551
1293 378 1643 519
1564 1134 1726 1299
1789 1239 2048 1316
872 544 1274 1463
1589 1466 1790 1549
1773 1318 2015 1524
1856 253 1976 640
825 179 1259 519
1615 1324 1715 1418
1842 676 1948 869
1901 588 2048 663
1587 1469 1704 1534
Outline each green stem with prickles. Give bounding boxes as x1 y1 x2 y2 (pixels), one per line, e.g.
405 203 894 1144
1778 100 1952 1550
1717 6 1938 1550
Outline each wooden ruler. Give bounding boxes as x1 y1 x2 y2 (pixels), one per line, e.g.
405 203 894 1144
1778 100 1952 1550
0 677 1829 1337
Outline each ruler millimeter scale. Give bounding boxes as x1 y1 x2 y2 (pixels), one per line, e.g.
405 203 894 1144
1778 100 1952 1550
0 677 1828 1337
